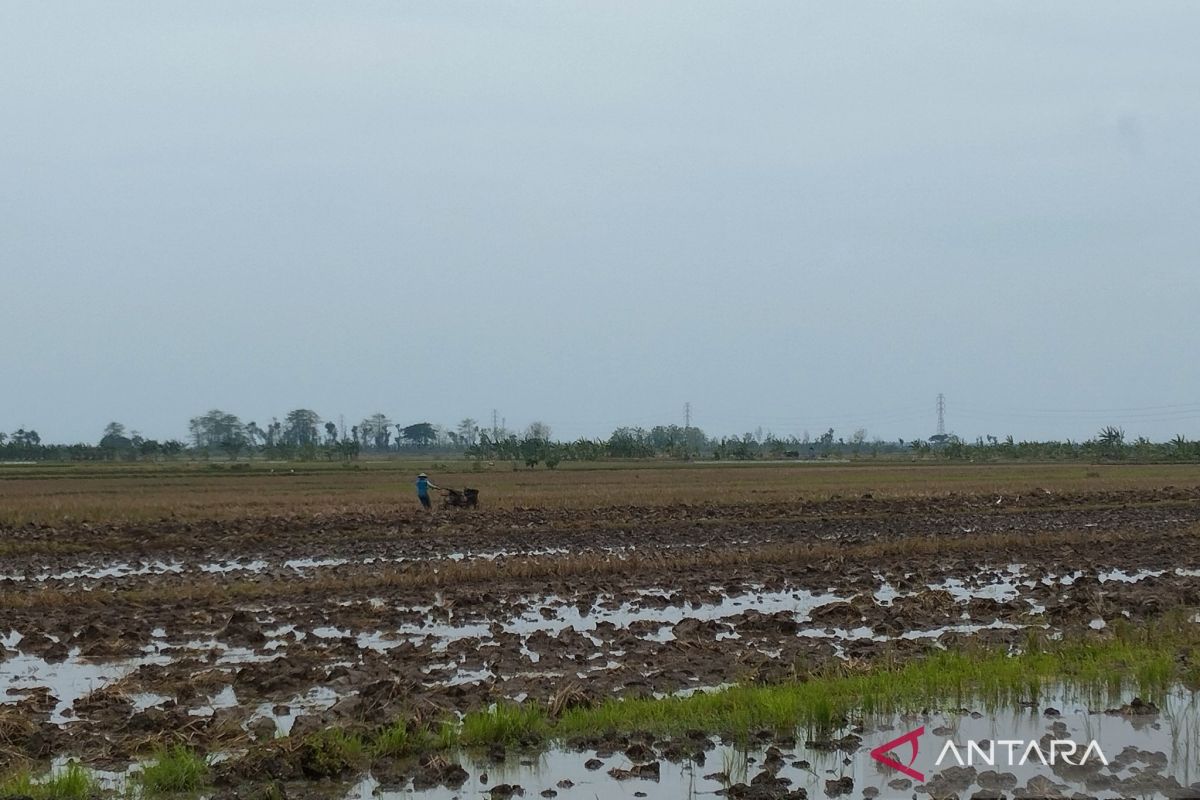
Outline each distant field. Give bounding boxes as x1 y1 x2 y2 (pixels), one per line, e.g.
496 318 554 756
1 458 1198 525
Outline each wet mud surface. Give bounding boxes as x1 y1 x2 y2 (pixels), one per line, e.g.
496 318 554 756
2 486 1200 797
334 685 1200 800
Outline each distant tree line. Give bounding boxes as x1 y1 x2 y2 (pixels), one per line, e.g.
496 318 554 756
181 409 456 462
1 414 1198 465
922 426 1200 463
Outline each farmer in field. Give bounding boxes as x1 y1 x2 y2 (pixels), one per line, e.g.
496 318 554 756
415 472 440 510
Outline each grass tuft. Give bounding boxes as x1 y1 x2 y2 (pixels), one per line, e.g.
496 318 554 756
137 745 210 794
371 721 422 758
300 729 365 779
555 619 1191 740
369 719 458 759
434 720 458 751
460 703 547 748
0 761 97 800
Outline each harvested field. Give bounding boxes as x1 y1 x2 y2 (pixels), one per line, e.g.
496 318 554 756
2 460 1197 524
2 462 1200 798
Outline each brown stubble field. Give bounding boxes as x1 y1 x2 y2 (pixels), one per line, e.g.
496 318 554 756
2 459 1199 525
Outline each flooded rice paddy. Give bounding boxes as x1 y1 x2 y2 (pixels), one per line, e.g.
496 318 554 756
3 486 1200 797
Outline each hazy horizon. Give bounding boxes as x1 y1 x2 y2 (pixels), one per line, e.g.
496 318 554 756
9 397 1200 447
4 3 1199 445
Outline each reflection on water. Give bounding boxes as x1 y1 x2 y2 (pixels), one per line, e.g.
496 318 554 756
345 684 1200 799
8 683 1200 799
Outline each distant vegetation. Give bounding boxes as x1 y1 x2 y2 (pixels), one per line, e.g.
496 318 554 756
1 411 1198 464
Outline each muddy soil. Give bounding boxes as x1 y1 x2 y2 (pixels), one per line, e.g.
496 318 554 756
2 486 1199 783
333 693 1200 800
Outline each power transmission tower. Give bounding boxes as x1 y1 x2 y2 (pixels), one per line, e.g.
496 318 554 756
936 393 946 437
492 409 498 441
684 402 692 431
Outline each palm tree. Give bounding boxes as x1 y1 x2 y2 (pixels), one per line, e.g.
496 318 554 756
1097 426 1126 459
1172 434 1189 459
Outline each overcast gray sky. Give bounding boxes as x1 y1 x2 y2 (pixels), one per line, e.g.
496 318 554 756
3 2 1199 444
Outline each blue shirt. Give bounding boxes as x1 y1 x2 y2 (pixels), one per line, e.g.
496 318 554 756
416 477 431 497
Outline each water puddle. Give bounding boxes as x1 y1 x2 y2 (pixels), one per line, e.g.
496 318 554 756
345 683 1200 799
300 588 841 653
0 644 172 724
10 681 1200 799
0 560 184 583
200 559 268 574
0 548 584 585
248 685 341 736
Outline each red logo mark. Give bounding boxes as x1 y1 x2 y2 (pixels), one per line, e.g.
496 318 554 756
870 725 925 782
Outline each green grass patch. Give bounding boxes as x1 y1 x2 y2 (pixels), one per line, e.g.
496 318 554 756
0 761 97 800
370 721 415 758
555 619 1189 740
300 729 366 779
435 720 458 750
16 618 1186 799
460 703 548 748
137 745 210 794
346 617 1196 756
368 718 461 759
371 721 435 758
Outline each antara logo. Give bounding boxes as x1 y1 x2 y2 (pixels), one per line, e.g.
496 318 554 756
936 738 1109 768
870 726 926 782
870 726 1109 781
